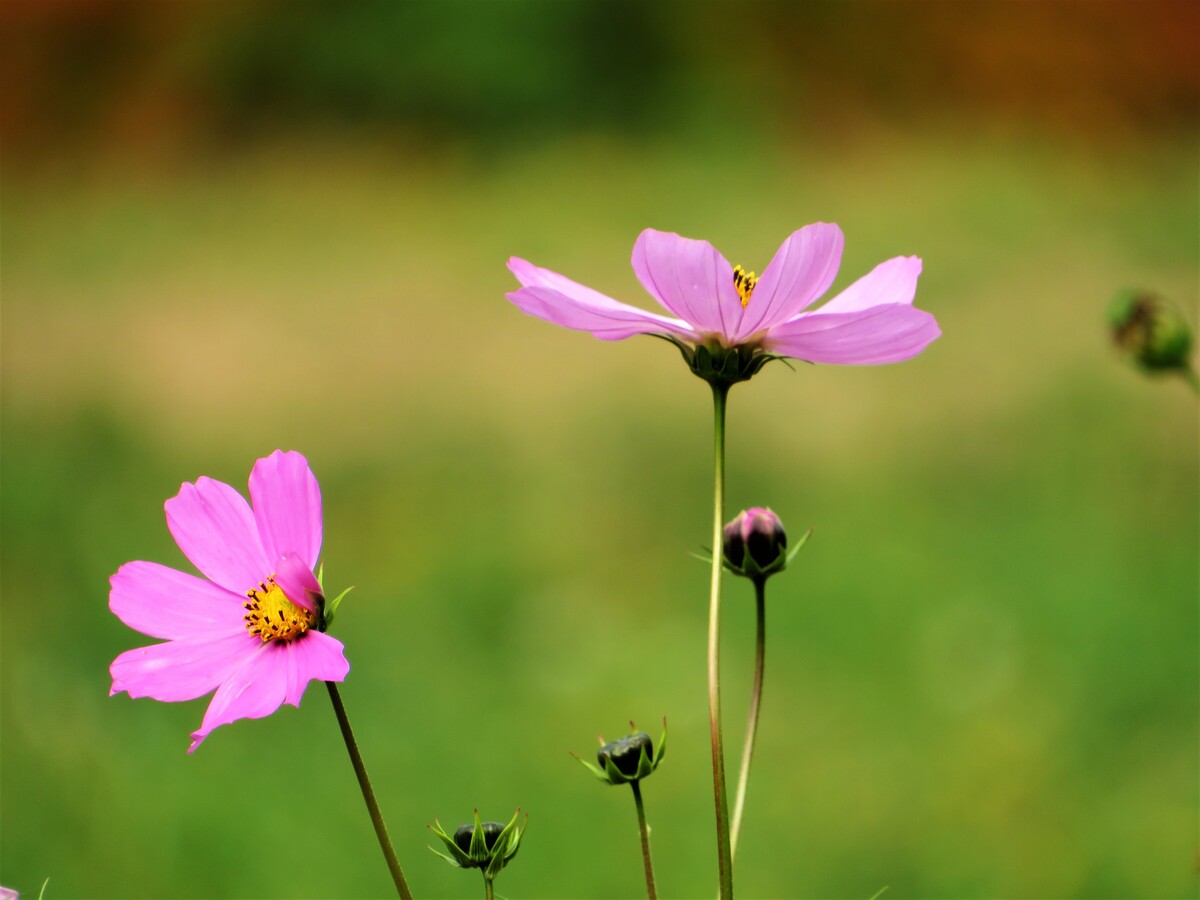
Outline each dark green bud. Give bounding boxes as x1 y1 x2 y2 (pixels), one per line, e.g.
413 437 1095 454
429 808 526 883
453 821 505 863
575 719 667 786
1109 290 1194 373
598 732 653 779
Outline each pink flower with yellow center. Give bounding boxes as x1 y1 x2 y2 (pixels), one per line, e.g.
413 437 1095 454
506 224 940 369
109 450 349 752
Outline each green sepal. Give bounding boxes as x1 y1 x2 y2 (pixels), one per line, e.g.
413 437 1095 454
315 561 324 591
652 717 668 768
468 808 487 861
484 809 526 881
573 752 615 784
785 527 814 565
323 585 354 629
427 818 473 868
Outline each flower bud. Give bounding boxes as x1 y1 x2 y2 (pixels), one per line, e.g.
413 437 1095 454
429 808 526 883
575 719 667 786
723 507 788 581
1109 290 1194 373
452 821 505 863
598 732 653 780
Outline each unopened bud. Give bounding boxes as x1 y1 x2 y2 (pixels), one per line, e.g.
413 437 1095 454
723 507 788 581
1109 290 1194 373
575 719 667 786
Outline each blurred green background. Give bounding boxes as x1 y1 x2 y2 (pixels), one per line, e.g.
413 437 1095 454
2 1 1197 897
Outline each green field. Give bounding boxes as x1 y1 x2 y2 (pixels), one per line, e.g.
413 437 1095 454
3 117 1197 898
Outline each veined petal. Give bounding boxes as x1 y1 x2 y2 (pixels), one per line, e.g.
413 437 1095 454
188 642 287 752
631 229 742 337
506 282 699 341
110 561 246 641
735 223 844 340
283 631 349 707
249 450 322 570
166 476 270 595
273 552 322 614
818 255 922 315
765 304 941 365
110 632 254 703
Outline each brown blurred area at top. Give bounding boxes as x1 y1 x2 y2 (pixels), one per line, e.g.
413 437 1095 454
2 0 1197 162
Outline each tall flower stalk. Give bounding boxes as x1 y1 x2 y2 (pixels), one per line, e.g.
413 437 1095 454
707 382 734 897
326 683 414 900
720 507 803 859
730 576 765 860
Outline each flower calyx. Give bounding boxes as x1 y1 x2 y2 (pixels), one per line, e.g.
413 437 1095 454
652 334 790 388
573 718 667 786
722 507 812 584
429 808 526 883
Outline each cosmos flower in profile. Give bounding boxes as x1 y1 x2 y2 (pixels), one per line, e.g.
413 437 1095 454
506 224 940 376
109 450 349 752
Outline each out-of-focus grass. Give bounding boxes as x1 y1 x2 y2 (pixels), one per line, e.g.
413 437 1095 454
2 129 1196 898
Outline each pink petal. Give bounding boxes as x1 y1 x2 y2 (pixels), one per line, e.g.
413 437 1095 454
166 476 270 595
631 229 743 338
818 256 922 315
734 224 845 341
249 450 322 570
188 641 287 752
508 257 700 340
110 632 254 703
273 552 323 615
283 631 349 706
765 304 941 365
110 561 247 641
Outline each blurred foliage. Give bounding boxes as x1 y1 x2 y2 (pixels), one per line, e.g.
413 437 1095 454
2 2 1199 899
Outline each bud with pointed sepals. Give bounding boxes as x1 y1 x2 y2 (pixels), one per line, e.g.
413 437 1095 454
1109 290 1195 375
428 808 526 887
574 719 667 785
723 507 811 583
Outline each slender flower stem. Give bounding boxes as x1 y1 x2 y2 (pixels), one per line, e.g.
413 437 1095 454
326 682 414 900
730 577 767 860
707 381 734 899
483 875 494 900
630 780 658 899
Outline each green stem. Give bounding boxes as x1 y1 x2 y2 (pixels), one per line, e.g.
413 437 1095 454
631 780 658 899
729 577 767 860
326 682 414 900
484 874 494 900
707 381 734 898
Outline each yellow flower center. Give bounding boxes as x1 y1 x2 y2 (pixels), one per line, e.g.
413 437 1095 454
244 577 315 643
733 265 758 308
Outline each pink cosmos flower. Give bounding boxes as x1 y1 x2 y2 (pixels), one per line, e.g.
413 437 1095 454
506 224 940 368
109 450 349 753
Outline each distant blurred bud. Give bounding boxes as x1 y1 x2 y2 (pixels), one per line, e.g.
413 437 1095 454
723 507 789 582
575 719 667 785
1109 290 1194 374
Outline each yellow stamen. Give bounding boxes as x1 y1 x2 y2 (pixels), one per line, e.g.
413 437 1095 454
733 265 758 308
244 577 315 643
